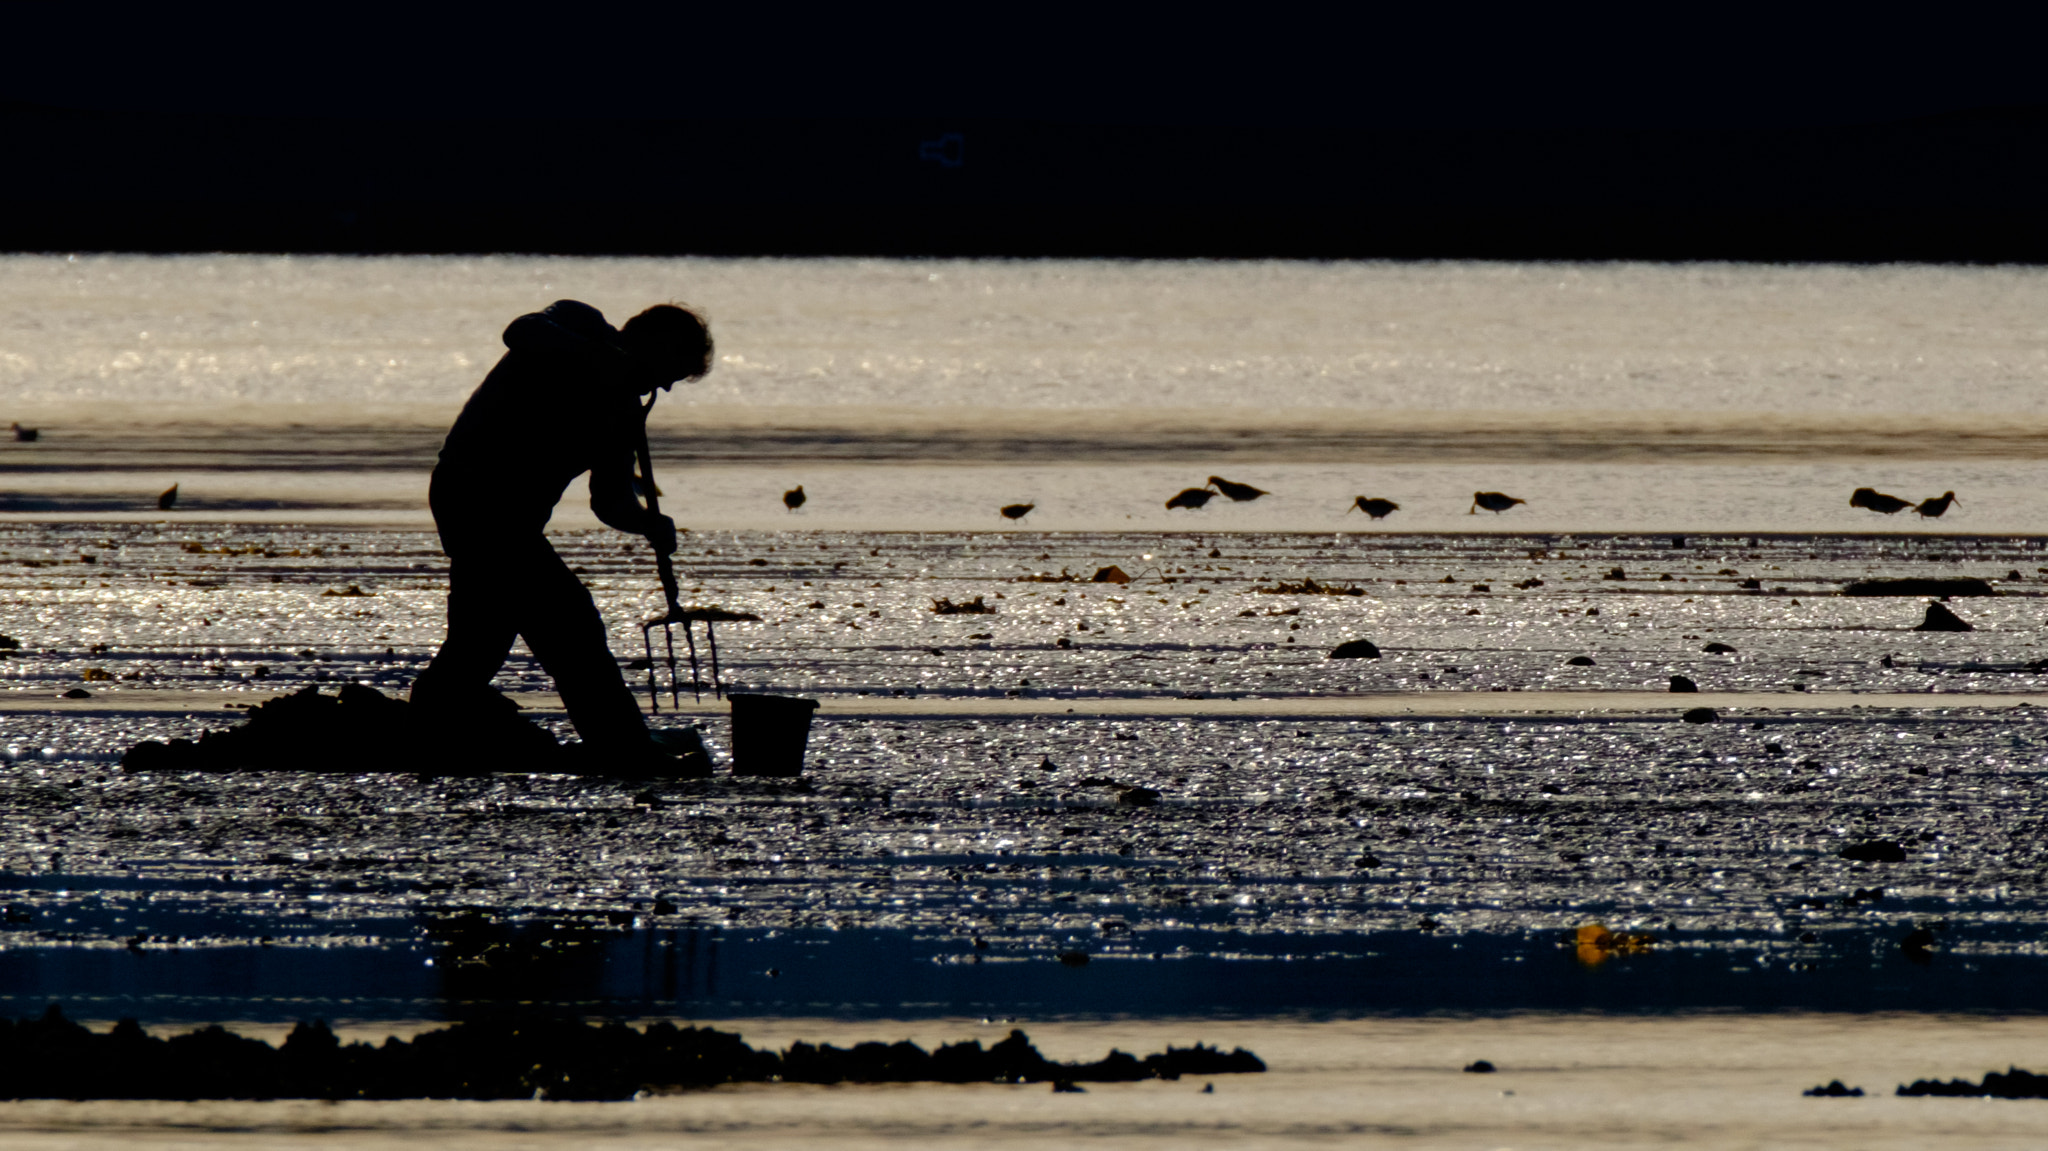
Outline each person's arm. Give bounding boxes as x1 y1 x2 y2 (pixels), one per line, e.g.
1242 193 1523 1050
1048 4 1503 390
589 448 676 553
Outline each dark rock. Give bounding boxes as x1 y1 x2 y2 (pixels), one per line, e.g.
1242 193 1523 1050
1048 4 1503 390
1464 1060 1496 1073
1604 568 1627 580
1915 601 1973 632
1898 1067 2048 1098
1328 639 1382 659
1057 951 1091 967
1843 577 1997 597
1117 786 1162 807
1566 656 1595 666
1702 642 1737 653
1803 1080 1864 1097
59 688 91 699
1839 840 1907 863
1901 926 1936 963
0 1012 1261 1098
1669 675 1698 693
1680 707 1718 723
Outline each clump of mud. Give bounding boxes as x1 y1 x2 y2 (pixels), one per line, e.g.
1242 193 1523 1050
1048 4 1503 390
0 1006 1263 1100
119 684 563 776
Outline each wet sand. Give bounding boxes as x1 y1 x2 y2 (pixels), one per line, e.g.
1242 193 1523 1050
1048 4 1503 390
5 1014 2048 1148
1 523 2046 1032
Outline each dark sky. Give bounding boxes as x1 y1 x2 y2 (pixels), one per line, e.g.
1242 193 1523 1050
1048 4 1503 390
10 6 2047 130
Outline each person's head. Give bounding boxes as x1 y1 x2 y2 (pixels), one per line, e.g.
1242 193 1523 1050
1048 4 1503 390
620 303 712 391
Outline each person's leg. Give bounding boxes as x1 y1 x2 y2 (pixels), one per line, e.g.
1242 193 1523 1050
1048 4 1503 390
411 548 520 710
510 539 651 750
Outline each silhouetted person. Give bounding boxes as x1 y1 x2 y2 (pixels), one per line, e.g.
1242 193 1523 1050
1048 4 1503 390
1166 487 1216 510
1850 487 1912 514
157 483 178 510
1000 503 1034 520
1470 491 1524 514
1206 476 1267 502
412 300 711 769
783 484 806 511
1349 497 1399 519
1915 491 1958 518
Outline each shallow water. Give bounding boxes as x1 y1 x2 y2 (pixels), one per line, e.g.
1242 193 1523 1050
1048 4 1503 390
7 255 2048 533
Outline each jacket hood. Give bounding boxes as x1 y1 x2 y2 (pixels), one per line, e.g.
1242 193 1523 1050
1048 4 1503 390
502 299 629 359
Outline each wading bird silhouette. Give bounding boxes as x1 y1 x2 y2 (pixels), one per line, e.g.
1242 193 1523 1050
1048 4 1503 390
782 485 805 511
1470 491 1525 514
1850 487 1913 514
1206 476 1267 502
1349 497 1400 519
1166 487 1216 510
1915 491 1959 518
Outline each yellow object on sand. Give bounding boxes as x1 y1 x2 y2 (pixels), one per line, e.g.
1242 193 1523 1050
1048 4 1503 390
1574 922 1658 966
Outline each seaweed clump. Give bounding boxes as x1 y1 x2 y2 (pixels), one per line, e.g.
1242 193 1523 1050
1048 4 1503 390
0 1007 1263 1100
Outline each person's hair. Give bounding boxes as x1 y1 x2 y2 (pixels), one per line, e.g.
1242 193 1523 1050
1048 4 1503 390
621 303 712 382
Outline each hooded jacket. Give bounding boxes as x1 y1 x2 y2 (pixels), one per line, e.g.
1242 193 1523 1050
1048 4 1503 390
430 300 650 542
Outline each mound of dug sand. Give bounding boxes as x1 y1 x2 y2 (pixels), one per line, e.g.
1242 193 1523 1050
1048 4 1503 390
120 683 565 775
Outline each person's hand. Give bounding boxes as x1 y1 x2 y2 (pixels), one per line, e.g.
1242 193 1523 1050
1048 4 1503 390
647 515 677 556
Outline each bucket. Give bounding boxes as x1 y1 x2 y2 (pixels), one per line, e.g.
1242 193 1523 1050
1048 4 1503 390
728 693 821 777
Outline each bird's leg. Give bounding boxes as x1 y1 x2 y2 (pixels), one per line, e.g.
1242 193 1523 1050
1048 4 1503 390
683 620 702 703
662 621 681 711
707 621 723 700
642 624 660 714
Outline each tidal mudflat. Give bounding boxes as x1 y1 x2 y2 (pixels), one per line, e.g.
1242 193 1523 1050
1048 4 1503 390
1 523 2046 1025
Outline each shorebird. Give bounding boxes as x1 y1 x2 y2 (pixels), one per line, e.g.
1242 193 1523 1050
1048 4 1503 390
1915 491 1959 518
1206 476 1267 502
1165 487 1216 510
157 483 179 510
1349 497 1400 519
1470 491 1525 514
1000 503 1034 520
1850 487 1912 514
782 485 805 511
10 423 36 443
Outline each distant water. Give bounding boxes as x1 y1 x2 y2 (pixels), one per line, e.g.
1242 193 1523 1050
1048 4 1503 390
3 255 2046 531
